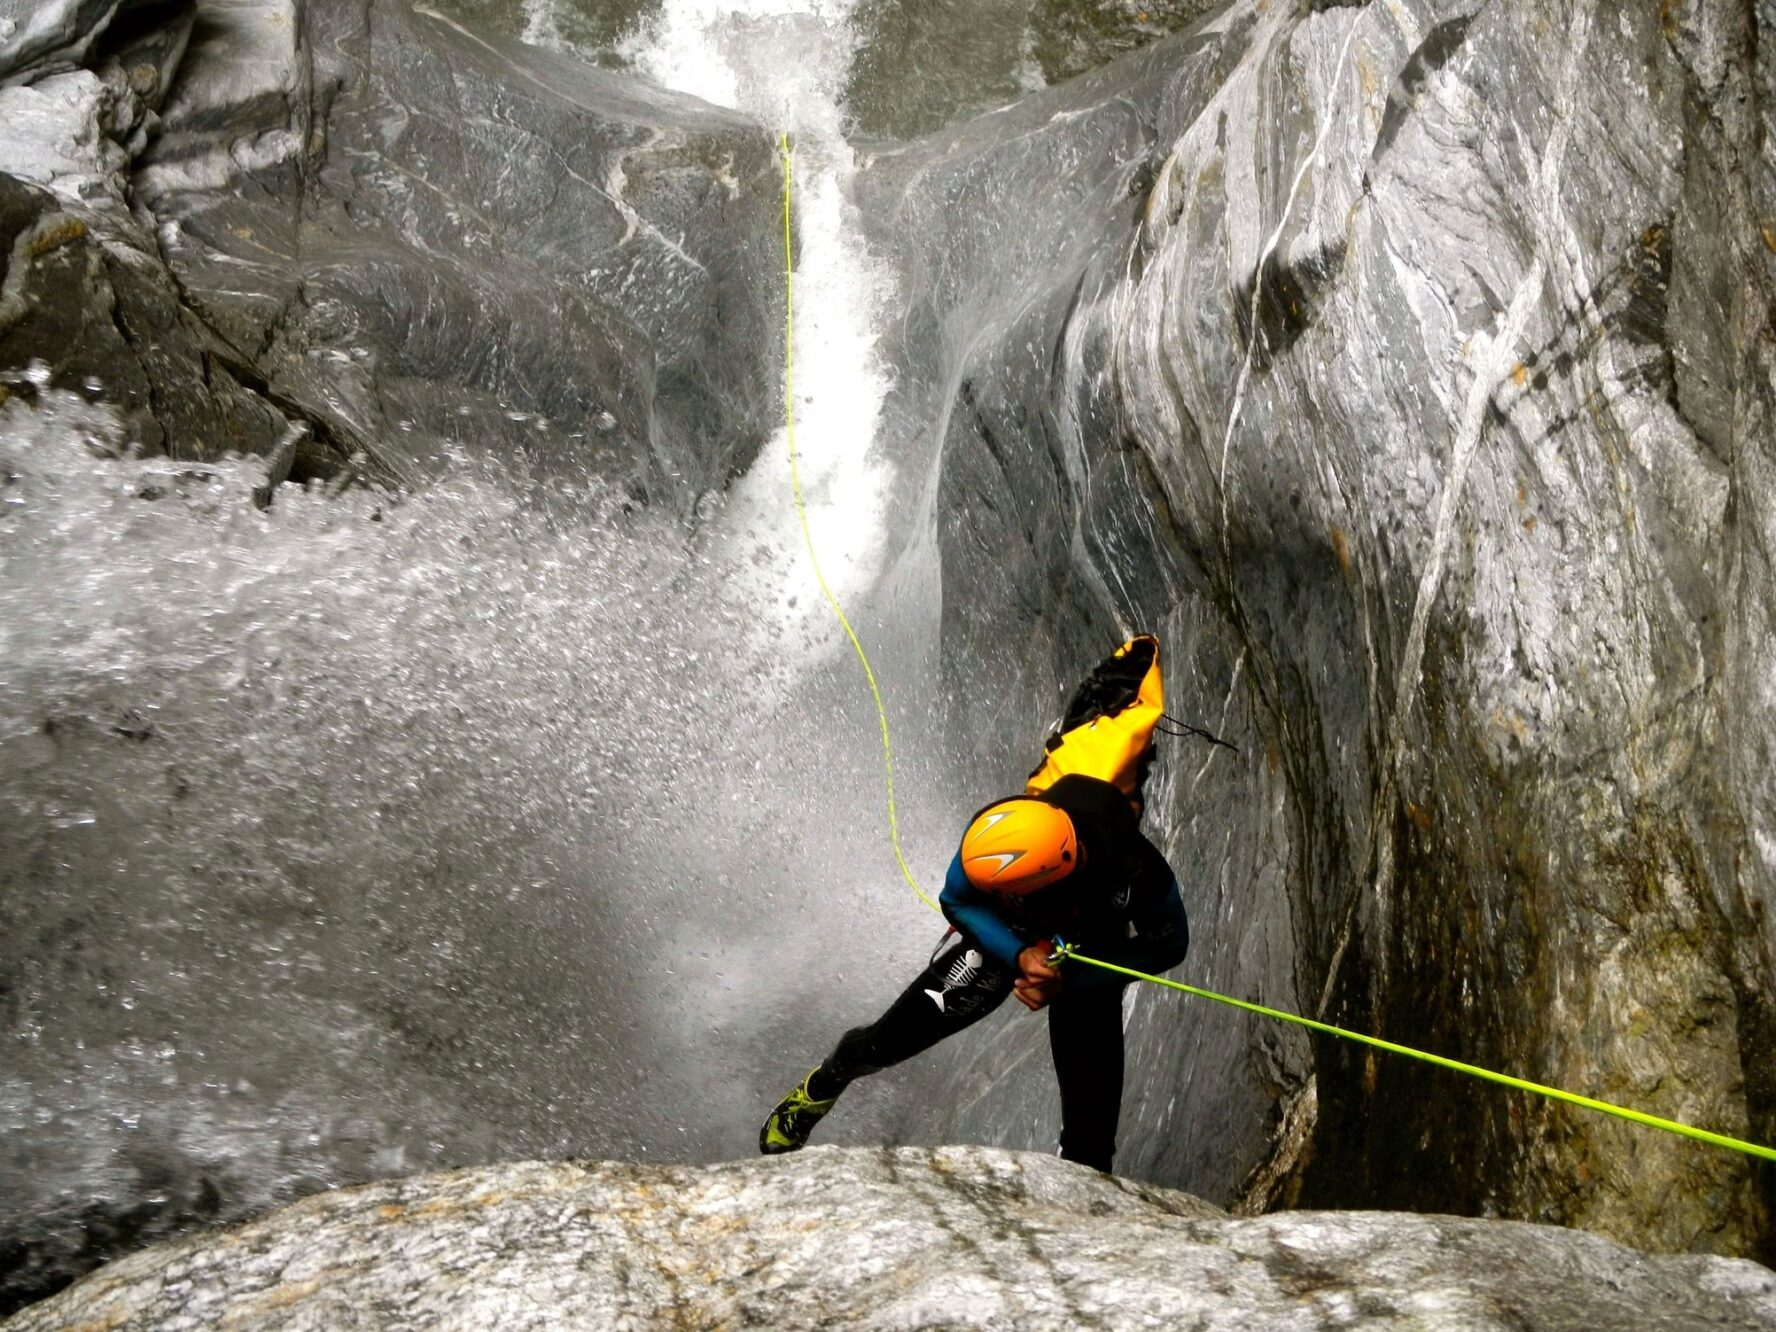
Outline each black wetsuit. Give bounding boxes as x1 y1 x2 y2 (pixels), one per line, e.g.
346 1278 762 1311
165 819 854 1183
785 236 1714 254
813 774 1188 1171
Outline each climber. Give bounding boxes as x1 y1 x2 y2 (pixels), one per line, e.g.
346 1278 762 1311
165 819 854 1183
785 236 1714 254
759 637 1190 1173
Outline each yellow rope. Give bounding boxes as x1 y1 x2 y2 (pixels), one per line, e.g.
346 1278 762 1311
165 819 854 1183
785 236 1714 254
774 132 1774 1165
778 134 935 912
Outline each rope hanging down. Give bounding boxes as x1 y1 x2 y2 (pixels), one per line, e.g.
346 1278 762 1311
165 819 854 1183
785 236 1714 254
773 135 1775 1166
777 134 935 912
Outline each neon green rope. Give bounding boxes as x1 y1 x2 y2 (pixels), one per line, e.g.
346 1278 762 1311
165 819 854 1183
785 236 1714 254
778 134 935 912
1050 948 1776 1162
775 131 1773 1167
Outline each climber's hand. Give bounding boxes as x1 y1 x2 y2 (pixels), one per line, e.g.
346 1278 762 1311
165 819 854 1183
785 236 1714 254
1015 943 1063 1011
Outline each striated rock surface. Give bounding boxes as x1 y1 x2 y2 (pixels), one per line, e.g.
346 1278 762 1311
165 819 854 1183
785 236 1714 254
0 0 783 504
133 0 782 499
5 1146 1773 1331
861 0 1776 1263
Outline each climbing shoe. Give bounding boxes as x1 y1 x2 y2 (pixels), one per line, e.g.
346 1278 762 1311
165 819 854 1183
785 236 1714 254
759 1068 839 1155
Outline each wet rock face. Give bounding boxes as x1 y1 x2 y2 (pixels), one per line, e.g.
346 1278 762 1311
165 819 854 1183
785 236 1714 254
1028 0 1222 84
839 0 1218 138
0 172 297 466
6 1147 1773 1331
865 0 1776 1259
0 0 782 506
843 0 1039 139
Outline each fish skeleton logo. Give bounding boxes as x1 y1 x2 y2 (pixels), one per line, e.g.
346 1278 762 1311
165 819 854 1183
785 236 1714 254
925 949 984 1011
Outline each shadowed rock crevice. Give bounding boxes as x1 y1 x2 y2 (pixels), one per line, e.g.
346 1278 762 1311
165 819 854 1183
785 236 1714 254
1238 238 1349 371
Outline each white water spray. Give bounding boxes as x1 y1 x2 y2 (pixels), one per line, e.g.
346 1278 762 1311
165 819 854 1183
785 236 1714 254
2 6 932 1302
626 0 896 656
520 0 565 50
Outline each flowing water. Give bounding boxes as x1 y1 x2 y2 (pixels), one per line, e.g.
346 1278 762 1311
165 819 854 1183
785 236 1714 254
624 0 899 654
1 0 966 1300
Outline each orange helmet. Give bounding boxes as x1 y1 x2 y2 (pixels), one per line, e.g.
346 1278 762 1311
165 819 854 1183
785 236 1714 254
960 798 1077 895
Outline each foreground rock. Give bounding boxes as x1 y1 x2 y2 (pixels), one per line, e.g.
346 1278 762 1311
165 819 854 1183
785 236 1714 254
862 0 1776 1259
5 1147 1772 1331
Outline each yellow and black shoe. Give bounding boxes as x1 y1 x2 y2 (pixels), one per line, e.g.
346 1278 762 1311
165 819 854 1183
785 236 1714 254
759 1068 839 1155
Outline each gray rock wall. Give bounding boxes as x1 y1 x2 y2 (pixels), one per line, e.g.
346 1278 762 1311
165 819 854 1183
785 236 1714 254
857 24 1309 1214
864 0 1776 1261
0 0 132 84
0 0 784 507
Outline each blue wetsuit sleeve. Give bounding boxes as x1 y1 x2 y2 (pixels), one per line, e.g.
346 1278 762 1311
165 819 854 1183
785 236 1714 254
939 851 1027 970
1067 874 1190 993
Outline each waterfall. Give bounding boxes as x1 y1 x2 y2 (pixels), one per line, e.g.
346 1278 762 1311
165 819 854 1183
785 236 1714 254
0 3 955 1309
627 0 897 657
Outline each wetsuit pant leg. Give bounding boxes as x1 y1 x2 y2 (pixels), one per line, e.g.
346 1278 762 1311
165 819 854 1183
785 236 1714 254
1047 981 1128 1172
817 937 1015 1093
